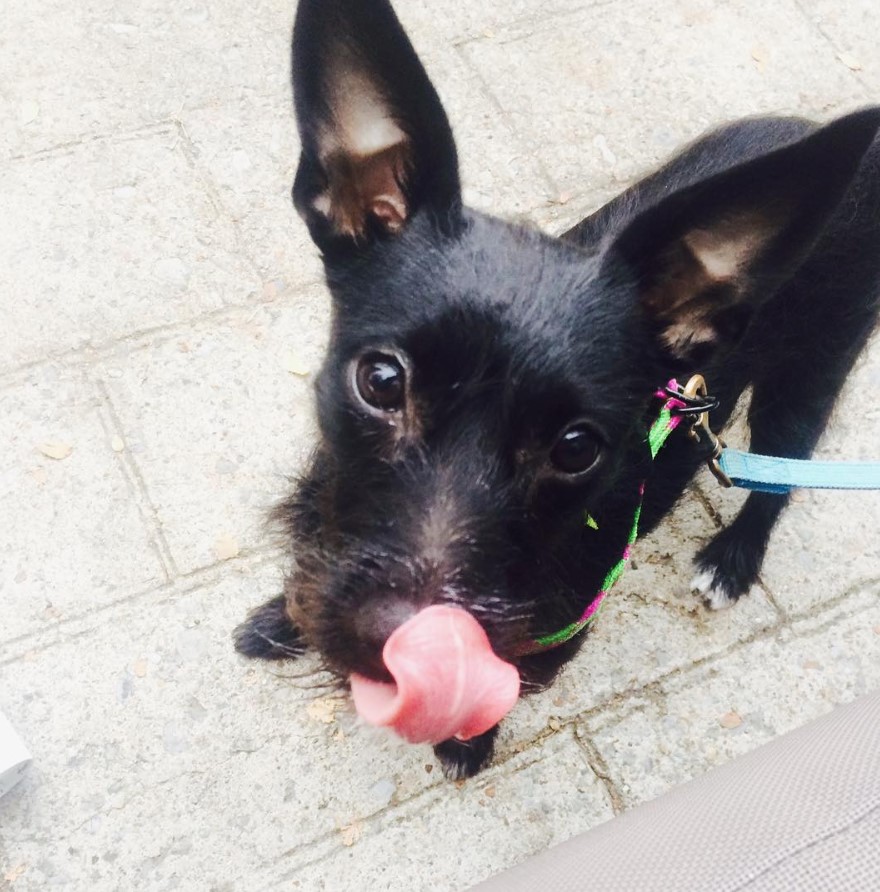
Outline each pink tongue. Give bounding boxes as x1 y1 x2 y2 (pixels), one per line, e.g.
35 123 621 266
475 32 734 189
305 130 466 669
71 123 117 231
349 605 520 744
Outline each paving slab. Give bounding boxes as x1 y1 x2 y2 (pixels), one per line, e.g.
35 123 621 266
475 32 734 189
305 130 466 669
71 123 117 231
263 731 614 892
586 583 880 808
0 367 165 646
0 128 261 374
0 564 468 891
404 0 604 45
96 297 329 575
799 0 880 93
461 0 871 200
181 97 323 288
420 48 558 219
0 0 293 159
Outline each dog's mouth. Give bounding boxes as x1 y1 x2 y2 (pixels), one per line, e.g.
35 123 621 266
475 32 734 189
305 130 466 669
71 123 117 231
349 604 521 744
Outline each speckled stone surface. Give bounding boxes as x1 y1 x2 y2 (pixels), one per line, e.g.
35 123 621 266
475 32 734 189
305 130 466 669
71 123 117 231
1 1 878 890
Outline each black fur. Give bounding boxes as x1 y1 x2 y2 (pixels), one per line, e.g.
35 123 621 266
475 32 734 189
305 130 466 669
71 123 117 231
235 0 880 778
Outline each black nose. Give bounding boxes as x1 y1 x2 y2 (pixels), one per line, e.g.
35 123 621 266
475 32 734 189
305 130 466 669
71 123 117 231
351 599 420 681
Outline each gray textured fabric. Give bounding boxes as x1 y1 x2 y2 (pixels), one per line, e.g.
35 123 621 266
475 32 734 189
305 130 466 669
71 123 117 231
469 690 880 892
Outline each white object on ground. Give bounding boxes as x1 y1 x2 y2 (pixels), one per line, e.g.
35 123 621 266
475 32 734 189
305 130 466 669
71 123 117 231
0 709 31 799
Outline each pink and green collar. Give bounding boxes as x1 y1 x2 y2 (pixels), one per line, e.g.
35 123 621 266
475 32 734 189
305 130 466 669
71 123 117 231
520 380 688 655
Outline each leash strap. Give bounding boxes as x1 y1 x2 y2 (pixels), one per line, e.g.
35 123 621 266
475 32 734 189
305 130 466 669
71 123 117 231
718 449 880 493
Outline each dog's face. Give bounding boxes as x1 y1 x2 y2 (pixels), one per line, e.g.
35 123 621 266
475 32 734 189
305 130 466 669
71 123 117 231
286 209 654 680
279 0 879 689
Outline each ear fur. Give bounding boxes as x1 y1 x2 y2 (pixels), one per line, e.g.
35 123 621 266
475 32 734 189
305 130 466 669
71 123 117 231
291 0 461 255
609 107 880 362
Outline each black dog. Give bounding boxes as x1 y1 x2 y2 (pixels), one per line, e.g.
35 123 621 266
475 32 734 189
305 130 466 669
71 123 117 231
235 0 880 778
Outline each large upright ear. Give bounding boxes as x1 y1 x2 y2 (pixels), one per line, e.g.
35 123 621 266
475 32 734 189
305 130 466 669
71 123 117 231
291 0 461 255
606 108 880 364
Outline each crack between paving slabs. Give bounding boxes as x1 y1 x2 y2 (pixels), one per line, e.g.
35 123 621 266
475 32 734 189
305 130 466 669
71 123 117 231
0 274 326 398
0 548 285 667
575 576 880 746
791 0 875 96
95 379 177 580
263 736 570 886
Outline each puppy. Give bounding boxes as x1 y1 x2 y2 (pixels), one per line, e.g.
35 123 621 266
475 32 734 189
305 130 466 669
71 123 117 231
235 0 880 778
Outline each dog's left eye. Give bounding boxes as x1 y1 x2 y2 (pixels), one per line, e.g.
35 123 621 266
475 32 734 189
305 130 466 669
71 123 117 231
354 353 406 412
550 424 602 475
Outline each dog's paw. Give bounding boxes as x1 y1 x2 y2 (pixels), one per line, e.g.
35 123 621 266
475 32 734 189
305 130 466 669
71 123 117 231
691 523 764 610
690 567 737 611
433 727 498 780
233 595 306 661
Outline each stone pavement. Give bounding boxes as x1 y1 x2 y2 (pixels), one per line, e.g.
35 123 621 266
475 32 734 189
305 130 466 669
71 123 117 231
1 0 879 889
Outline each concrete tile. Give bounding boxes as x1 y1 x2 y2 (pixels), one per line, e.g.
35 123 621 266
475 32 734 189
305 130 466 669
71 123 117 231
759 487 880 617
0 0 293 158
422 48 557 218
0 368 164 645
182 97 323 287
493 492 779 753
462 0 870 199
587 584 880 807
98 297 330 575
265 732 614 892
405 0 602 44
0 565 462 891
799 0 880 92
0 128 261 373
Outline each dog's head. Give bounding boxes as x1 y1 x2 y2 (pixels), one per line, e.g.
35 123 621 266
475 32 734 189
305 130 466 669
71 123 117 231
281 0 879 694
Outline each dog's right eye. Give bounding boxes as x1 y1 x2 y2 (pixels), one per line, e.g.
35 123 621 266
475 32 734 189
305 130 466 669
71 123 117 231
354 353 406 413
549 423 602 476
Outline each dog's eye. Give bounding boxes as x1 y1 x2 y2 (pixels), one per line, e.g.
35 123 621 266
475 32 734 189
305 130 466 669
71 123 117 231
550 424 602 475
355 353 406 412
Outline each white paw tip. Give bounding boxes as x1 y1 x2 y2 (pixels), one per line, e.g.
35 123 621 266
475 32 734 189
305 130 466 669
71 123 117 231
706 586 736 611
690 569 735 611
689 569 715 595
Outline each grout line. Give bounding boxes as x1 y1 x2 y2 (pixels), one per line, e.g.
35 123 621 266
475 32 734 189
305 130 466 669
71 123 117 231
169 119 268 290
576 575 880 737
451 43 561 200
576 734 626 815
94 378 178 579
452 0 617 50
690 480 726 531
0 275 325 395
791 0 875 98
0 546 285 667
755 573 787 622
7 121 179 163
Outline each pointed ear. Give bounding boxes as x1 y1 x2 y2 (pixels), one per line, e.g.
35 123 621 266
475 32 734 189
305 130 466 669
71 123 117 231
606 108 880 364
291 0 461 255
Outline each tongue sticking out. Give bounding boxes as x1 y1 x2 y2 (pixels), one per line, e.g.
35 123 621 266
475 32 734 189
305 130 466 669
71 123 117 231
349 605 521 744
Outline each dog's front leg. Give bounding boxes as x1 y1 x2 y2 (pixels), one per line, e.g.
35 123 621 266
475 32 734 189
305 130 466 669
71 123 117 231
693 336 870 608
233 594 306 661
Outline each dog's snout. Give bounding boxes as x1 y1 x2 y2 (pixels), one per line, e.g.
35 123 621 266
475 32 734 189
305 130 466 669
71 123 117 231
351 598 420 680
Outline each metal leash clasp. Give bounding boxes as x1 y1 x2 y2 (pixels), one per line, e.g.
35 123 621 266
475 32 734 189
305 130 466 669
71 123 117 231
676 374 733 488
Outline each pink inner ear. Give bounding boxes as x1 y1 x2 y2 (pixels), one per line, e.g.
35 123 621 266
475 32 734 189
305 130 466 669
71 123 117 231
323 142 411 238
350 605 521 745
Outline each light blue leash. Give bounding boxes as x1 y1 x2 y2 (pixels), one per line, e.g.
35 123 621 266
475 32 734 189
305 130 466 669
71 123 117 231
717 450 880 493
669 375 880 494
